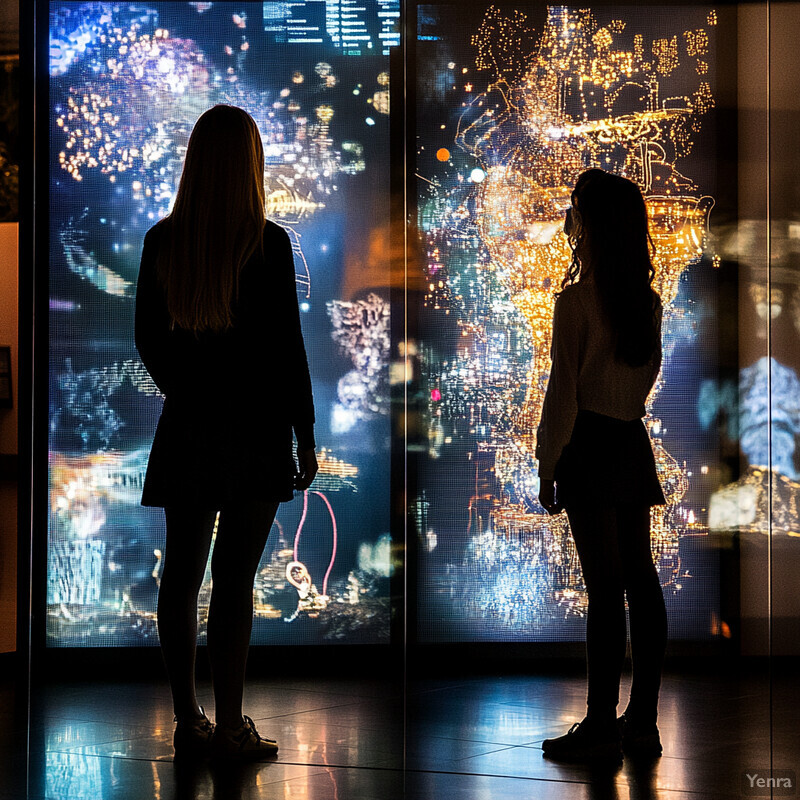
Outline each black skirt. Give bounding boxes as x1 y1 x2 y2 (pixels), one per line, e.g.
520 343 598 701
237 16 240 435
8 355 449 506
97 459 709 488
553 410 666 509
141 396 296 509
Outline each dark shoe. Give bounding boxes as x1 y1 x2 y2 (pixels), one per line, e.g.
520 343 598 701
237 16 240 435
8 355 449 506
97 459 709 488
173 707 215 757
542 717 622 763
211 715 279 760
617 714 662 758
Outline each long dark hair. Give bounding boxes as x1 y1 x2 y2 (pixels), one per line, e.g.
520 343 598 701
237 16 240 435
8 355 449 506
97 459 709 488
561 168 660 367
156 105 266 332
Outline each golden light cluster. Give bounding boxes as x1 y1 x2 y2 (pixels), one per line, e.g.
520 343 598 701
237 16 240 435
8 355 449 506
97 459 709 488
315 105 334 124
57 93 122 181
652 36 679 75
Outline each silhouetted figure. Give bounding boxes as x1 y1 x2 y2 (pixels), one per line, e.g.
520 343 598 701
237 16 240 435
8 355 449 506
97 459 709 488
537 169 667 763
135 104 317 760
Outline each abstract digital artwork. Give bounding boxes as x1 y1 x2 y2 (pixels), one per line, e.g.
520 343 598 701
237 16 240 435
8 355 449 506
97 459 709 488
44 1 734 649
47 1 398 646
414 4 721 641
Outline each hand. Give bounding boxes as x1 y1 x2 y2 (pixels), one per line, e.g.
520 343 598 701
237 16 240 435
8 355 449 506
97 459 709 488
538 479 564 516
294 447 318 491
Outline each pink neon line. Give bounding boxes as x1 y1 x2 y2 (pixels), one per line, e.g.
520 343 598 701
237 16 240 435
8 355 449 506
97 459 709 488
293 490 309 562
312 490 338 597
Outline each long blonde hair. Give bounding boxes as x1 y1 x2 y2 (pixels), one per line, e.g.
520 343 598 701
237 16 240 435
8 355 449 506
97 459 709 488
156 104 266 332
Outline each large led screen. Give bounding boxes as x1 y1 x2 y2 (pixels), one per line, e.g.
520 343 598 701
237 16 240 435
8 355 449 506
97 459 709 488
414 4 724 641
47 1 398 646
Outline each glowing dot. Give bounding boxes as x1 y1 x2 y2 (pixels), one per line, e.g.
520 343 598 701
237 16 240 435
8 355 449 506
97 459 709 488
470 168 486 183
300 302 310 312
365 117 375 126
431 389 442 402
447 62 456 70
436 148 450 162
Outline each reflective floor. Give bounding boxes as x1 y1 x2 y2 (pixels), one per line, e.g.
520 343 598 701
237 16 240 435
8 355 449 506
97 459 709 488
2 667 797 799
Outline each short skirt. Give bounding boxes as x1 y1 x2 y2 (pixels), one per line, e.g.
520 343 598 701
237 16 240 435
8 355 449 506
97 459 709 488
141 396 296 509
553 410 666 509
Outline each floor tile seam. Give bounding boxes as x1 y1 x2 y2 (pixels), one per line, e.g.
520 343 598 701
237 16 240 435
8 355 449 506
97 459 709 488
239 764 343 787
39 749 172 765
38 749 363 775
248 691 401 704
41 748 402 772
405 684 480 697
390 765 752 797
38 704 396 722
411 734 541 748
445 745 521 762
260 747 399 763
390 766 598 785
249 686 403 700
408 732 543 747
87 749 382 775
42 738 171 755
275 761 407 773
40 731 172 749
37 714 167 729
250 701 396 720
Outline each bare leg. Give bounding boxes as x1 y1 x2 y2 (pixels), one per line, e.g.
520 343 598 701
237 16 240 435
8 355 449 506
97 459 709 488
207 502 279 729
158 507 217 720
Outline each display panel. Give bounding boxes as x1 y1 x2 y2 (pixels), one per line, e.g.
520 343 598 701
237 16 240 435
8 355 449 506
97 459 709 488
414 4 723 641
46 1 398 646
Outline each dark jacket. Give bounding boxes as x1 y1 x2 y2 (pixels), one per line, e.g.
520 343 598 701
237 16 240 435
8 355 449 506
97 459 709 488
135 218 315 508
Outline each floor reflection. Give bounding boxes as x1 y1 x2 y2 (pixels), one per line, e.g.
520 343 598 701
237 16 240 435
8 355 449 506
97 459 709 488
5 670 793 800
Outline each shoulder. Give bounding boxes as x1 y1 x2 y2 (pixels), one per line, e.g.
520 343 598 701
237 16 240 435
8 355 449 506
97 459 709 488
652 289 663 311
554 282 591 318
142 219 169 256
145 217 169 241
140 220 169 278
556 282 583 302
651 289 663 321
264 218 291 243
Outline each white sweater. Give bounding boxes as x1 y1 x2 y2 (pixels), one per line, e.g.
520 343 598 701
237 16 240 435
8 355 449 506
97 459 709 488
535 279 662 481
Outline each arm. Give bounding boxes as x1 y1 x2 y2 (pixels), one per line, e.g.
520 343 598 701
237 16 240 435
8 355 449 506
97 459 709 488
134 225 174 394
648 298 663 394
278 227 317 456
536 290 582 483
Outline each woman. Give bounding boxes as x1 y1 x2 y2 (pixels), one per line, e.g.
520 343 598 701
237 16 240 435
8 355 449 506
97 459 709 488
135 105 317 759
536 169 667 762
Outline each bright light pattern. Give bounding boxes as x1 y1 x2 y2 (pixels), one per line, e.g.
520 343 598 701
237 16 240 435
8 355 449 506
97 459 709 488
47 3 393 646
416 5 717 639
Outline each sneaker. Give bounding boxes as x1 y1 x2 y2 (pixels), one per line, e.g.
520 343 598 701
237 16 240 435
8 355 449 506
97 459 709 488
173 707 215 757
617 714 662 758
211 715 279 760
542 717 622 763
